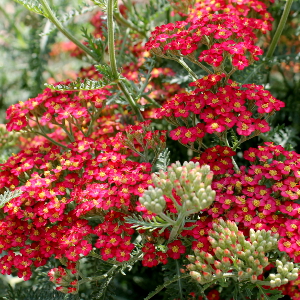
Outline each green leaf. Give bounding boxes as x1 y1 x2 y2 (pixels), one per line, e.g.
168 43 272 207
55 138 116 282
0 189 22 209
12 0 46 16
125 215 170 232
155 148 170 172
91 0 117 12
256 284 283 300
144 273 190 300
81 27 106 62
95 64 117 81
45 77 117 91
40 5 98 37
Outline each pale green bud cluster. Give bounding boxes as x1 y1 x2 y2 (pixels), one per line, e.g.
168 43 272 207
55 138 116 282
187 219 298 288
268 259 299 288
139 186 166 214
140 161 215 215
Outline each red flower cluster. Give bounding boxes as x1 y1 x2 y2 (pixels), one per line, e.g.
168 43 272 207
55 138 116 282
156 76 284 145
191 145 236 175
94 212 135 262
189 143 300 263
188 0 274 34
6 83 111 132
146 12 267 70
0 129 153 279
141 242 168 267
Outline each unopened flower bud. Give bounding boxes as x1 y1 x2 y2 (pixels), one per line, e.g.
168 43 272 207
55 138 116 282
204 252 215 264
202 271 212 281
187 255 196 263
190 271 203 284
215 269 223 278
186 264 197 271
204 172 214 187
214 260 222 269
246 268 253 275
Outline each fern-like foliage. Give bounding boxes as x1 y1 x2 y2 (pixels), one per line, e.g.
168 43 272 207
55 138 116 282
259 124 300 149
95 64 117 81
236 53 300 85
85 257 118 300
144 272 191 300
156 259 201 300
220 282 283 300
91 0 117 12
81 28 106 63
12 0 46 16
0 189 22 209
125 215 170 234
155 148 170 172
141 0 171 24
0 286 79 300
41 4 98 37
45 77 116 91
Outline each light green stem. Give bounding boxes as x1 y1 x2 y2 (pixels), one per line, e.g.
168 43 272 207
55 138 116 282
78 265 118 285
224 135 240 172
158 212 176 225
114 10 146 38
39 0 100 62
107 0 144 121
143 95 162 108
265 0 294 59
176 58 198 80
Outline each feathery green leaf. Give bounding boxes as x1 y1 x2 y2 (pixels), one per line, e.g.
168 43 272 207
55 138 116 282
12 0 46 16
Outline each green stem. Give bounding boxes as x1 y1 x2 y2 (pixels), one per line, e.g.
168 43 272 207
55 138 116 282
32 117 68 149
39 0 100 62
107 0 144 121
114 10 146 38
60 123 74 142
175 260 183 300
144 274 190 300
78 265 118 285
107 0 118 79
256 284 271 300
158 212 176 225
186 56 213 75
176 58 198 80
265 0 294 59
224 134 240 172
33 130 68 149
142 95 161 108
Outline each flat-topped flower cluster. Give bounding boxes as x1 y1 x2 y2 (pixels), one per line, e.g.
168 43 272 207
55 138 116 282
0 0 299 299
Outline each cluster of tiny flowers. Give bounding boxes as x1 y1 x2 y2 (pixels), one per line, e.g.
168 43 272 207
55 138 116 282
121 120 167 157
94 212 136 262
187 220 298 287
138 161 215 241
188 0 274 34
156 77 284 145
140 242 168 267
191 145 236 175
0 119 154 278
191 142 300 262
5 82 111 132
146 12 267 70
